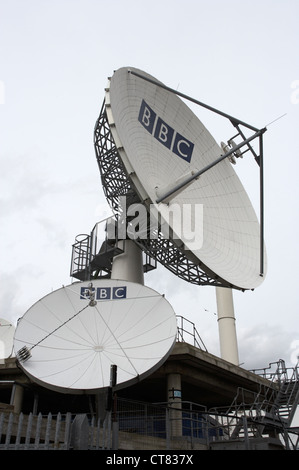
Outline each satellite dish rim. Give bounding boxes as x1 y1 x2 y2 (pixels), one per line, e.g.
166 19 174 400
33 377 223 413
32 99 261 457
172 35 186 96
14 335 177 395
98 66 266 291
13 279 177 394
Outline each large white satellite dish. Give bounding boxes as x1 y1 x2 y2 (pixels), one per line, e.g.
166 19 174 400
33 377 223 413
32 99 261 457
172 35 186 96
0 318 15 359
13 280 177 393
94 67 267 291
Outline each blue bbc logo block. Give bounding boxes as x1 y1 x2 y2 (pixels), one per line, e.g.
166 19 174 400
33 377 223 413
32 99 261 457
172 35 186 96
154 117 174 151
80 286 127 300
138 99 194 163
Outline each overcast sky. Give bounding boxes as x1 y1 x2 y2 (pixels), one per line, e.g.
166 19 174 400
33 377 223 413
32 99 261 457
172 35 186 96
1 0 299 373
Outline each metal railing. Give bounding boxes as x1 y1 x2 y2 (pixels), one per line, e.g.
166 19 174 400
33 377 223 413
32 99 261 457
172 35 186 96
0 411 113 450
1 398 298 450
249 359 299 426
250 359 298 383
176 315 207 351
0 412 72 450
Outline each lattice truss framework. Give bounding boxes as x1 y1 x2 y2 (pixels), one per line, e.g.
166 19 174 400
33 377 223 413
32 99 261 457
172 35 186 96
94 101 233 289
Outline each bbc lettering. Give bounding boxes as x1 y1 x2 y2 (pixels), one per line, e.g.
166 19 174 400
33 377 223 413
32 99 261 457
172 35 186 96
138 99 194 163
80 286 127 300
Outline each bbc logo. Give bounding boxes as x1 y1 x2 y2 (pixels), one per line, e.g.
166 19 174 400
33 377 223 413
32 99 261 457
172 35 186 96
80 286 127 300
138 99 194 163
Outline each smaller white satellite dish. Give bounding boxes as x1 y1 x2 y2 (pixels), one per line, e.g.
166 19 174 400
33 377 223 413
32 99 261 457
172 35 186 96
13 280 177 393
0 318 15 359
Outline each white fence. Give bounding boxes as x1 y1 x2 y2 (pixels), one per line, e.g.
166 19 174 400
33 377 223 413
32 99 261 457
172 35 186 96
0 412 112 450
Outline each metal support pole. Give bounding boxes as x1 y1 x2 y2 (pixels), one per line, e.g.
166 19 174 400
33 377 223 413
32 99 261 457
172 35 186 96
110 365 118 450
167 373 182 438
111 239 144 285
129 69 259 132
216 287 239 365
156 128 266 204
259 134 265 277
